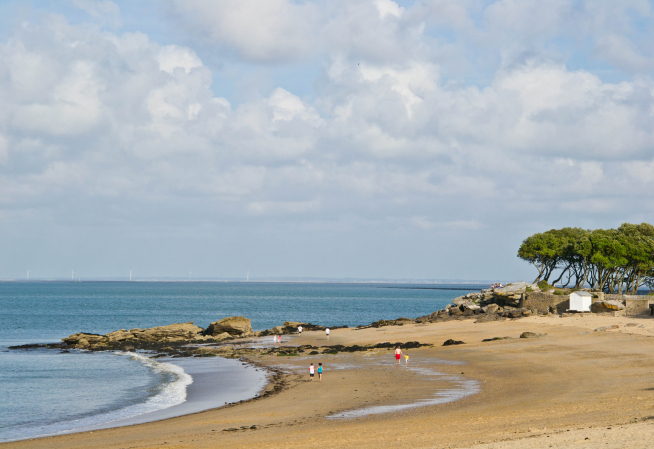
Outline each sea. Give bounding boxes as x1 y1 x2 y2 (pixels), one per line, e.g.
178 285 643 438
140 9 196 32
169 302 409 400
0 281 481 442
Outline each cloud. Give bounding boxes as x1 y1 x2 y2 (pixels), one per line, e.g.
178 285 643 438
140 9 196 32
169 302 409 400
1 3 654 278
171 0 318 63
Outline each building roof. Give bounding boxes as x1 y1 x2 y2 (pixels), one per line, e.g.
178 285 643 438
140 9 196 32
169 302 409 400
570 291 593 296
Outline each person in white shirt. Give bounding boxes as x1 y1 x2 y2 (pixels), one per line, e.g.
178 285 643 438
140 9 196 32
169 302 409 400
325 328 330 339
309 363 315 381
298 325 303 335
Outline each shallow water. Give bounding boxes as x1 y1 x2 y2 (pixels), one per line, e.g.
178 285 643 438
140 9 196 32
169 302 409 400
328 361 480 419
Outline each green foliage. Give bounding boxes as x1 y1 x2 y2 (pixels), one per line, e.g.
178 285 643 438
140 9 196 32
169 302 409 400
553 290 563 296
518 223 654 294
525 286 533 292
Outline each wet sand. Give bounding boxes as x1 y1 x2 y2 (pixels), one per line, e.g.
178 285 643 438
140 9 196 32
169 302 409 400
5 314 654 448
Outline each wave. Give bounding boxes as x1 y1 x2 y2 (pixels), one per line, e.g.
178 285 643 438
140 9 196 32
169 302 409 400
2 352 192 442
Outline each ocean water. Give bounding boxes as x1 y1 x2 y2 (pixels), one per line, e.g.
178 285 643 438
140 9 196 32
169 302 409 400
0 281 478 442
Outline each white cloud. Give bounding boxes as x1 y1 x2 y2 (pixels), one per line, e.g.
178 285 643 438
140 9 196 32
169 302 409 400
172 0 317 62
157 45 203 75
2 3 654 278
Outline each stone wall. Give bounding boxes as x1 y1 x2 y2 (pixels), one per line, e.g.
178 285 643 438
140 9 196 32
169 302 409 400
624 298 653 317
523 292 570 314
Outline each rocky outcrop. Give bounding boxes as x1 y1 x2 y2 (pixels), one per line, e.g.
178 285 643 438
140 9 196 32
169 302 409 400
129 322 204 341
204 316 253 337
62 322 208 350
443 339 465 346
494 281 539 294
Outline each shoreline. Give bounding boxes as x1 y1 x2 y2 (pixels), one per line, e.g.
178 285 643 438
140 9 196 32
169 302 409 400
5 314 654 448
0 352 271 443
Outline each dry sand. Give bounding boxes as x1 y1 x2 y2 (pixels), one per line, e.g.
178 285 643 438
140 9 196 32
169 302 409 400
5 314 654 448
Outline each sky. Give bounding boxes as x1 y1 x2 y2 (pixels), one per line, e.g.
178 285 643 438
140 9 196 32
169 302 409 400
0 0 653 281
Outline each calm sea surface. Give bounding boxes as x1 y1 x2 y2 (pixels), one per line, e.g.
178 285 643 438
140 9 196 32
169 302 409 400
0 281 481 442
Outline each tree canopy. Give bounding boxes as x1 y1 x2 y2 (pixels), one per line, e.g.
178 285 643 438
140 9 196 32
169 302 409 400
518 223 654 294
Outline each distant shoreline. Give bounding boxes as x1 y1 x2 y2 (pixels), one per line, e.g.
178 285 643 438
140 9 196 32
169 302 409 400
0 279 495 284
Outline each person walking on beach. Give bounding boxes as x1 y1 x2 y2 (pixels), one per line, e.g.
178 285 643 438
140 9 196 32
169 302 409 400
298 325 303 336
404 353 409 365
318 363 323 382
325 328 330 339
395 346 402 365
309 363 315 381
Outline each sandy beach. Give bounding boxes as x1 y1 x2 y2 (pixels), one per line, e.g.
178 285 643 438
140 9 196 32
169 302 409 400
5 314 654 449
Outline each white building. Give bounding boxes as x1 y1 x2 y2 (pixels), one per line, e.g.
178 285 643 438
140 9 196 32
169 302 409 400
569 291 593 312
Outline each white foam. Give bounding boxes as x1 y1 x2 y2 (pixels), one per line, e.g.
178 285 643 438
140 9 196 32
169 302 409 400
6 352 192 441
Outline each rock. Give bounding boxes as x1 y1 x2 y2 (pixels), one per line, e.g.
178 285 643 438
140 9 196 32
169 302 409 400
493 281 534 294
522 309 533 317
205 317 253 337
452 297 468 306
520 332 547 339
131 322 204 341
105 329 135 342
474 313 506 323
62 333 107 345
449 307 462 316
482 304 499 314
272 326 284 334
591 300 625 313
415 316 430 323
505 308 528 319
394 317 413 325
212 332 232 341
443 339 465 346
594 325 620 332
461 303 481 312
77 338 90 348
625 323 638 328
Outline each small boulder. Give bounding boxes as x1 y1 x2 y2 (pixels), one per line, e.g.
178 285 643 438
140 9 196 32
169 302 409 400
591 300 625 313
594 325 620 332
520 332 547 339
474 313 506 323
482 304 499 314
442 339 465 346
205 316 253 337
482 337 514 342
461 303 481 312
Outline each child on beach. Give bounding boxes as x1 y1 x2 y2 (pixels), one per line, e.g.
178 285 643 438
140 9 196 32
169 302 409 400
318 363 323 381
404 354 409 365
309 363 315 381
